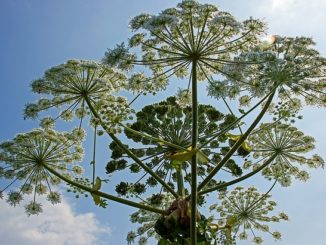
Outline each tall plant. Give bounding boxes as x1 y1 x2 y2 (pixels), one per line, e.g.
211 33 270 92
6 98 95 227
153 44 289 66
1 1 325 244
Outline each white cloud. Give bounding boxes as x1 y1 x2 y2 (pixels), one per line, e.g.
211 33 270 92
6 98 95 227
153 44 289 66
269 0 296 9
254 0 326 48
0 196 110 245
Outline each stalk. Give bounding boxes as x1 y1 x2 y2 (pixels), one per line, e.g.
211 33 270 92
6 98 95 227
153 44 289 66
43 164 166 214
176 165 185 197
198 153 278 195
197 91 275 192
190 59 198 245
92 125 97 185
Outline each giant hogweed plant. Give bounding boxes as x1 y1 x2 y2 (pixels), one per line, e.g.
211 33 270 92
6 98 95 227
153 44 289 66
1 1 326 244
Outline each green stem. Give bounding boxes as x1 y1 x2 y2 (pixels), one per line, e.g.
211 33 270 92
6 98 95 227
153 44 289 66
197 153 277 195
190 59 198 245
43 164 166 214
246 176 278 213
198 91 275 192
176 165 185 197
199 90 273 149
84 96 179 198
92 125 97 185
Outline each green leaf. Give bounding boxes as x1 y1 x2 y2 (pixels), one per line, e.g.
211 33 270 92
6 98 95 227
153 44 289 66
197 150 209 164
93 177 102 190
241 141 252 152
91 193 101 205
91 177 103 206
238 109 246 114
226 133 253 153
226 216 237 226
225 132 241 141
225 216 237 242
167 147 209 164
167 146 195 162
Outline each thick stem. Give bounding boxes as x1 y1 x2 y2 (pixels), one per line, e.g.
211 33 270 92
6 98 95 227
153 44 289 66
198 91 275 192
43 164 166 214
197 153 277 195
176 166 185 197
92 125 97 185
84 96 179 198
190 60 198 245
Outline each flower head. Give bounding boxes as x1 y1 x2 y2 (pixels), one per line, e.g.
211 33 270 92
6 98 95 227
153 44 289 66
0 128 84 214
104 1 266 92
209 36 326 105
25 60 132 132
249 123 323 185
210 186 286 243
107 96 241 196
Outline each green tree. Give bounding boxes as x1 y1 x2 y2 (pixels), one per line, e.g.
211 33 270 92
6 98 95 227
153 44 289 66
1 1 325 244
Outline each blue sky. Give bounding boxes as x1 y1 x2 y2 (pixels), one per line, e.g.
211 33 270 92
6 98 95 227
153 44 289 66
1 0 326 244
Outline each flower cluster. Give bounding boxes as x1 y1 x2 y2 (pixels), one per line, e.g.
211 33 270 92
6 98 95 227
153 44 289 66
248 123 324 186
175 89 192 108
266 98 303 124
128 72 168 95
208 36 326 105
24 59 132 131
104 0 266 91
1 2 325 245
94 94 134 134
106 96 242 197
209 186 287 244
0 129 85 215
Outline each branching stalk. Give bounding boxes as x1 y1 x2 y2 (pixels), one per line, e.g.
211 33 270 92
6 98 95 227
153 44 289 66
198 91 275 191
197 153 278 195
